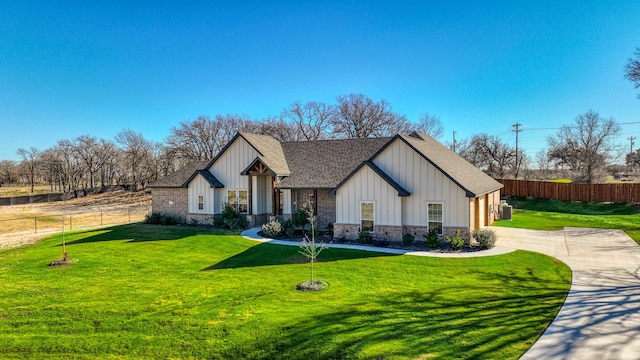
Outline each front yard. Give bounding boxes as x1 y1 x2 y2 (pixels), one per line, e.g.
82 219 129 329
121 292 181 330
0 223 570 359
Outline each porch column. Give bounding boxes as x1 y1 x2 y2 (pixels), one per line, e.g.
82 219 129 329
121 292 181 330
248 174 252 215
271 176 276 215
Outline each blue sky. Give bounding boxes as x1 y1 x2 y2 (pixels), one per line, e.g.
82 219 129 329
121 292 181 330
2 1 640 161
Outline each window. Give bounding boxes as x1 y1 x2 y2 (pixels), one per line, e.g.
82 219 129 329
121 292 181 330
227 189 248 214
238 190 248 213
428 203 443 234
197 195 204 210
308 193 315 209
361 202 374 232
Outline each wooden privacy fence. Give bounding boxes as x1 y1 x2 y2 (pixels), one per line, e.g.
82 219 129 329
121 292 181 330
497 179 640 203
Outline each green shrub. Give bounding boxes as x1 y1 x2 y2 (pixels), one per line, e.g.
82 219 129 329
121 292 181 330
424 229 440 248
262 219 284 238
144 212 178 225
402 233 415 247
214 203 248 230
446 230 465 250
357 228 373 244
292 208 308 228
473 228 497 249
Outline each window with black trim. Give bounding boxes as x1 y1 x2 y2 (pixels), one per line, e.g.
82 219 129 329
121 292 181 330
227 189 248 214
361 201 374 232
427 203 443 234
198 195 204 210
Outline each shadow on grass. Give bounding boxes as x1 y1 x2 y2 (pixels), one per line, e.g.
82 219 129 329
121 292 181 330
215 270 572 359
60 223 238 246
203 242 398 270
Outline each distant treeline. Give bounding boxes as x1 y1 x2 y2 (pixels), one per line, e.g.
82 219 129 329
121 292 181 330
0 185 132 206
1 94 635 190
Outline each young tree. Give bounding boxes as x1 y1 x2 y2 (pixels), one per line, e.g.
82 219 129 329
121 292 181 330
547 110 621 183
332 93 410 138
412 113 445 140
625 47 640 98
297 202 328 290
16 147 40 193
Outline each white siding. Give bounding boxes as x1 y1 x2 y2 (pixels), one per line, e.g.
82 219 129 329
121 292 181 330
210 137 259 213
335 166 401 226
373 140 469 227
282 189 292 215
254 176 272 214
188 174 214 214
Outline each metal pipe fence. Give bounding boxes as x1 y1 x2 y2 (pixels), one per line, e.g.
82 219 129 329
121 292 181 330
0 205 151 238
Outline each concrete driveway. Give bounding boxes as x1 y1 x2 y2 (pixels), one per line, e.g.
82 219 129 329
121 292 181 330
492 226 640 360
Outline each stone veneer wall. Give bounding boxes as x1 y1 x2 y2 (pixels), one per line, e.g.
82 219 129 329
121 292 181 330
186 213 213 225
334 223 473 245
151 187 188 223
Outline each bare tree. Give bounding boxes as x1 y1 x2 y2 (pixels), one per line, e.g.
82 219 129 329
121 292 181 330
332 93 410 138
0 160 18 186
534 149 552 180
281 101 335 140
412 113 445 139
115 129 153 190
166 115 226 162
547 110 621 183
254 116 303 142
458 134 515 178
41 148 69 191
16 147 41 193
54 139 82 192
95 138 118 187
74 135 101 189
625 47 640 98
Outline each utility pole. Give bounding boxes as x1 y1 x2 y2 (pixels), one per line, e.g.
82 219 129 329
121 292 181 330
512 123 522 179
628 136 636 172
511 123 522 179
452 131 457 153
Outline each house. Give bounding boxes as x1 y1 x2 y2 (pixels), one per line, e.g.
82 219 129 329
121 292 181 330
149 132 503 242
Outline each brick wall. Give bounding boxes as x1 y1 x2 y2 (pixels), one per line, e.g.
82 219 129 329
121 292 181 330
334 223 473 245
151 187 188 223
295 189 336 229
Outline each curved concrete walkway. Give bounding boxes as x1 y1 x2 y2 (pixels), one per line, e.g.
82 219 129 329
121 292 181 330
241 227 515 258
493 226 640 360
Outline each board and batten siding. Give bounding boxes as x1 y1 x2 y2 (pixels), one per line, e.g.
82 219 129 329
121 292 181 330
187 174 214 214
209 137 259 213
373 139 469 227
252 175 272 215
335 166 402 226
281 189 292 215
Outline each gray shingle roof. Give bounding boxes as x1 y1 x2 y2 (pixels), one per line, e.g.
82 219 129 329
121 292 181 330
278 137 391 189
237 132 290 176
150 132 502 199
149 160 209 188
397 132 503 197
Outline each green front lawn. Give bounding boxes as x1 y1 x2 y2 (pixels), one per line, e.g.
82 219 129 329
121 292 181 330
0 224 570 359
494 196 640 244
